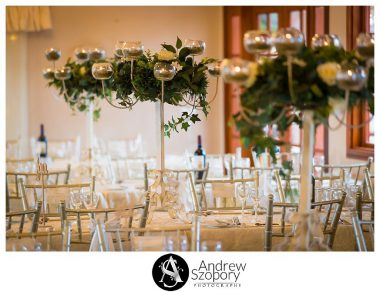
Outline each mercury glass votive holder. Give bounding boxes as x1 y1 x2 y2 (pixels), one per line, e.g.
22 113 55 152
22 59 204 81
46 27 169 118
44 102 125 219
184 39 206 56
89 48 106 61
356 33 374 59
54 67 71 80
220 58 251 85
42 68 55 80
311 34 342 49
92 63 114 80
154 62 176 81
272 28 305 55
45 48 61 61
336 61 367 91
243 30 272 54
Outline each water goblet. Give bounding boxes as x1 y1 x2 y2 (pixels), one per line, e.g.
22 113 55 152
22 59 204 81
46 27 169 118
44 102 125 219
81 191 100 209
236 183 249 222
70 190 82 209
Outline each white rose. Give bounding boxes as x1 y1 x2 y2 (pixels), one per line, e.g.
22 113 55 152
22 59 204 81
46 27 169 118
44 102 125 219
79 66 87 76
172 61 183 71
317 62 339 86
157 49 177 61
244 62 259 88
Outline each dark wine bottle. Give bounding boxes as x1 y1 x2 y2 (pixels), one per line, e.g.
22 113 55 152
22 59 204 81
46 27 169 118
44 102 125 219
37 124 48 158
194 135 206 179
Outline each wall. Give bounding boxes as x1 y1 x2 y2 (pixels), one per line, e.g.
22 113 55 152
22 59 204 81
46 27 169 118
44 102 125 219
15 6 224 157
6 32 29 155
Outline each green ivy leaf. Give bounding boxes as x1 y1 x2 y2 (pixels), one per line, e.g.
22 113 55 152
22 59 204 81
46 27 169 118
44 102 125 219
190 114 201 124
176 37 182 49
181 122 190 131
162 44 176 53
179 47 191 62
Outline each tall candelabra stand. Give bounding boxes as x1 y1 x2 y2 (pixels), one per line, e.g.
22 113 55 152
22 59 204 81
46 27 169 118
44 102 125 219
43 47 107 177
220 29 374 250
92 39 220 206
36 158 49 226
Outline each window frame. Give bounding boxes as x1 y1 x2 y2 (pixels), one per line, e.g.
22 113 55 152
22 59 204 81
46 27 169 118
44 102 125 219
346 6 374 160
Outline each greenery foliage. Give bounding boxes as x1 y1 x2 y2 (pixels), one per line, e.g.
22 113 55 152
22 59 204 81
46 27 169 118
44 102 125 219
234 45 374 161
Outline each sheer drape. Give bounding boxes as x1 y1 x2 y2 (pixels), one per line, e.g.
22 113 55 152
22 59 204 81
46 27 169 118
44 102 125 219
6 6 52 32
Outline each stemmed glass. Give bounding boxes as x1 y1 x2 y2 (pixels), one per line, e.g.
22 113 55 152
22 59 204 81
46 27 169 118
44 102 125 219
236 183 250 222
81 191 100 209
70 190 83 209
251 187 260 225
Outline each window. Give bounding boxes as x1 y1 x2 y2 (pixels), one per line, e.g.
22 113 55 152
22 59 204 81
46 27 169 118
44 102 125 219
224 7 329 159
346 6 374 160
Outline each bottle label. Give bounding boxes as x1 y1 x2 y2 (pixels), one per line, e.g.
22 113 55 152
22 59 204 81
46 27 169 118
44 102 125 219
36 142 46 154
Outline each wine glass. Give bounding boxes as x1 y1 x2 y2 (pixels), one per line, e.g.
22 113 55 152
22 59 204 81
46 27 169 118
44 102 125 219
81 191 100 209
70 190 82 209
236 183 249 222
251 187 260 225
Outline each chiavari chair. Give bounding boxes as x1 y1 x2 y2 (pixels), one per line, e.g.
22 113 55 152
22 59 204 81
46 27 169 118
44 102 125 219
59 200 145 247
363 167 374 200
274 169 300 203
20 177 95 221
6 221 71 252
313 156 373 187
311 193 346 248
97 224 195 251
264 193 346 251
195 172 259 212
6 165 71 212
354 192 374 250
264 194 298 251
6 201 42 234
352 210 374 252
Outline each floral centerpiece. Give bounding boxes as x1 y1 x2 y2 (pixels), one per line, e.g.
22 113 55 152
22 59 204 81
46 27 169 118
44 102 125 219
232 43 374 161
110 37 216 136
43 49 112 121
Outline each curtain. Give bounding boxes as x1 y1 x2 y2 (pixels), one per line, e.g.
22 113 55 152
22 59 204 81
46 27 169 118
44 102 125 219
6 6 52 32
